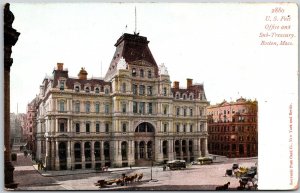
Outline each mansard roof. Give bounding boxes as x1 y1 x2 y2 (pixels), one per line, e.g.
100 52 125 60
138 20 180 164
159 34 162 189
171 84 205 99
51 69 111 91
105 33 158 81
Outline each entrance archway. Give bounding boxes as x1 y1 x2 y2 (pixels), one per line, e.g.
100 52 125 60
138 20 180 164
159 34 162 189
135 122 155 133
134 122 155 165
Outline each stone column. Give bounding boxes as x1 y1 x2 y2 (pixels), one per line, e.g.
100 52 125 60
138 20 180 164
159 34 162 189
128 140 135 166
101 141 105 166
51 139 55 170
91 141 95 169
67 140 71 170
137 142 140 160
81 141 85 169
168 139 174 161
55 141 60 170
70 141 74 169
204 138 209 156
145 141 148 159
67 119 70 132
187 142 190 162
51 119 55 135
55 118 58 133
198 139 202 157
179 140 183 160
45 138 51 169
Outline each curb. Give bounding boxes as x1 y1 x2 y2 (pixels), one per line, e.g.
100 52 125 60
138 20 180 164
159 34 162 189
33 165 148 177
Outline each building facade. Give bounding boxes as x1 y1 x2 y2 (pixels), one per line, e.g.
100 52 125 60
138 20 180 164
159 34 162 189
25 98 39 153
35 33 209 170
207 98 258 158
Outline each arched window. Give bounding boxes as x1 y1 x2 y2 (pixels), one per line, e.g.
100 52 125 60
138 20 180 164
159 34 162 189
85 87 90 93
140 69 144 77
95 87 100 93
122 123 127 132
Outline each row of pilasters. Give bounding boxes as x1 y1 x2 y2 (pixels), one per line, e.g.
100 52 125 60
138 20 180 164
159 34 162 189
44 137 209 170
45 139 111 170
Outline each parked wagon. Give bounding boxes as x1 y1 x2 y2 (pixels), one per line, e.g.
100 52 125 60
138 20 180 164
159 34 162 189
166 160 186 170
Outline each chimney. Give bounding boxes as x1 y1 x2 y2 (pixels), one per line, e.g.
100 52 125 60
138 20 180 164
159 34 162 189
57 63 64 71
173 81 179 89
187 78 193 89
78 67 88 80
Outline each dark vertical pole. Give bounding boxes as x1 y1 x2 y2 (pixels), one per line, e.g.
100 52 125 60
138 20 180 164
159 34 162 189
4 3 20 189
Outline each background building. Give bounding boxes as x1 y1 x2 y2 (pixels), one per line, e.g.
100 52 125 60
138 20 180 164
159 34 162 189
10 113 26 151
207 98 258 158
25 97 39 154
34 33 209 170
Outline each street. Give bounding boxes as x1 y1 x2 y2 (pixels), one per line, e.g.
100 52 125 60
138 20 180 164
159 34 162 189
12 153 257 190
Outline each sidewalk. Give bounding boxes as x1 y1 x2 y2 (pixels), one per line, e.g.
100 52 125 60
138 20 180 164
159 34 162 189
33 164 148 177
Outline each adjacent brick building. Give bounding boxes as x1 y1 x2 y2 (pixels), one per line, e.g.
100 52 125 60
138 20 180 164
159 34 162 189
207 98 258 158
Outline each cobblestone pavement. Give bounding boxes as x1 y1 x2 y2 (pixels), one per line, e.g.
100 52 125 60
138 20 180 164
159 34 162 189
11 153 257 191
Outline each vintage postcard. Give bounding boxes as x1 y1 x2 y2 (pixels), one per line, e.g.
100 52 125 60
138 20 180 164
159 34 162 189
3 2 298 191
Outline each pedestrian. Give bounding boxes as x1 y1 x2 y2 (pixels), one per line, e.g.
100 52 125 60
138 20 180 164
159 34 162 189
163 165 166 171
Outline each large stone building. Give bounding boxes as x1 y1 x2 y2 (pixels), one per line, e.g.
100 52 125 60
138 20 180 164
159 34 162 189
35 33 209 170
207 98 258 158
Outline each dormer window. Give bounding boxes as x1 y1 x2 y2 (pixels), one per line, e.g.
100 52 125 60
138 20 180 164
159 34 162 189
132 68 136 77
105 88 109 95
85 87 90 93
189 93 194 100
75 86 80 92
176 93 180 99
147 70 152 78
95 87 100 93
59 80 65 91
163 87 167 96
183 94 186 100
140 69 144 77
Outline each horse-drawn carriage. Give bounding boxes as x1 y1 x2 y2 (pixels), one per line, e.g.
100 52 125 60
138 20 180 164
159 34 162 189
95 173 143 188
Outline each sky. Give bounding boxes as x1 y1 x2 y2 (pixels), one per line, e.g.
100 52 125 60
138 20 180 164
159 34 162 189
6 2 299 189
8 2 290 113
